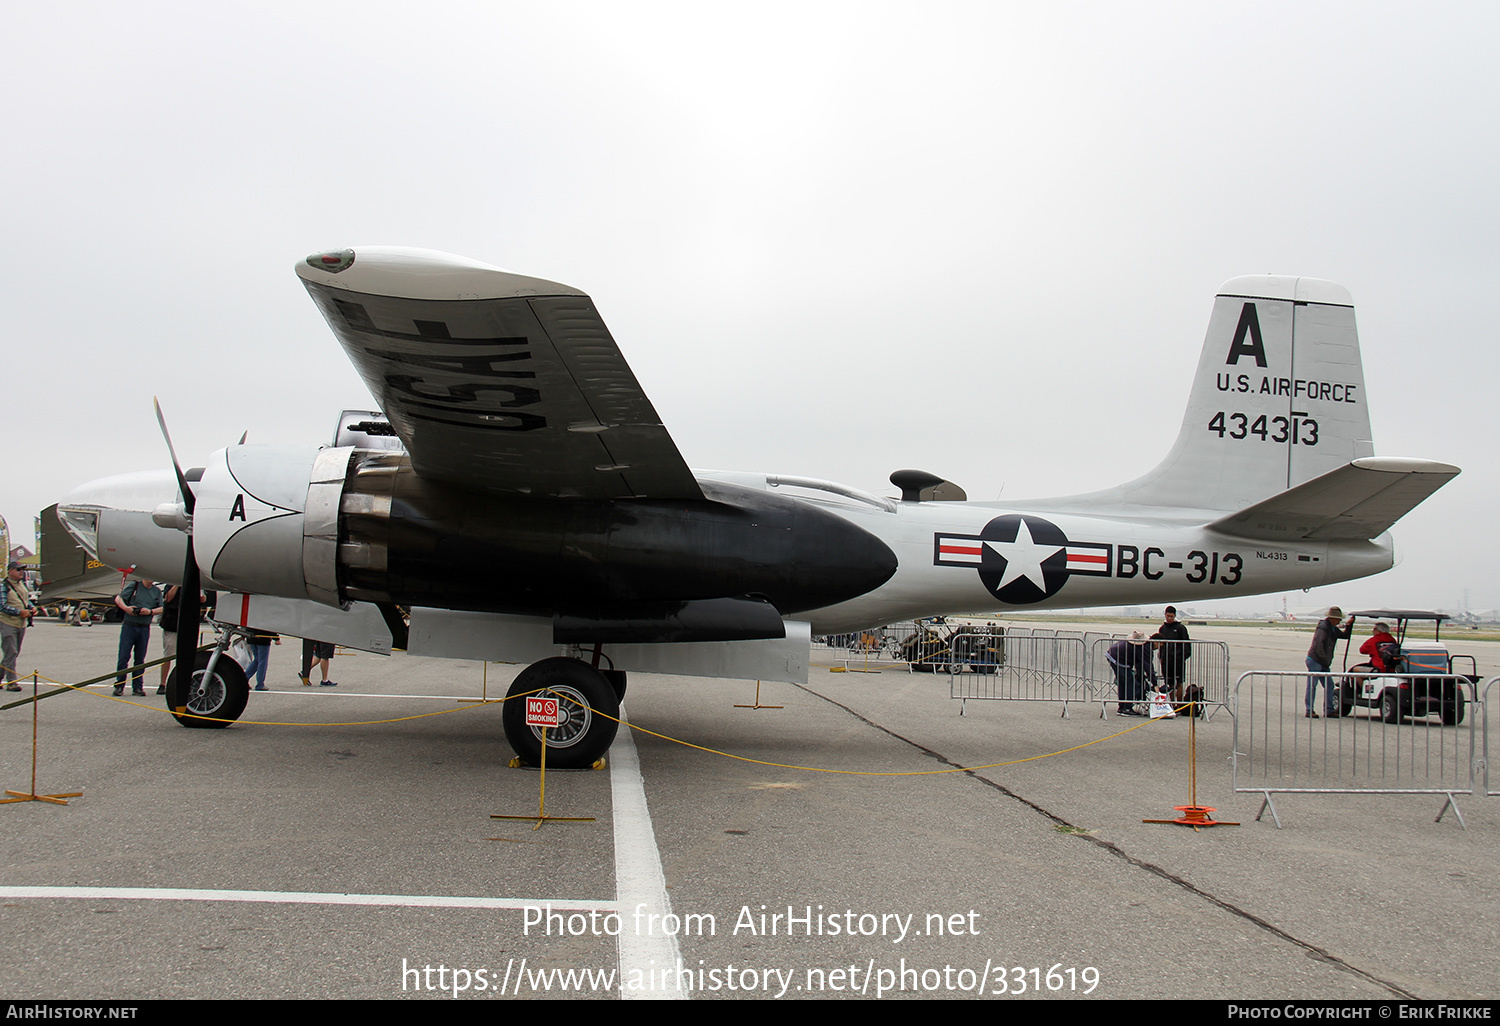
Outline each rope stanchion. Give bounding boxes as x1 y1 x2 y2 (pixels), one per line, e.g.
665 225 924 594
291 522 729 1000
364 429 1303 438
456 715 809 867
2 673 83 806
490 694 597 831
1143 702 1238 830
733 680 783 710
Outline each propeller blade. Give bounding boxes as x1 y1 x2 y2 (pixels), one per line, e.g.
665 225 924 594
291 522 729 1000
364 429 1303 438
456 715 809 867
155 397 203 713
167 549 202 715
153 397 196 515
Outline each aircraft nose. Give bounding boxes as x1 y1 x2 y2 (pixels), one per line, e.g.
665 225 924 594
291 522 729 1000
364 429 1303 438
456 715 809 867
60 469 181 515
58 469 187 578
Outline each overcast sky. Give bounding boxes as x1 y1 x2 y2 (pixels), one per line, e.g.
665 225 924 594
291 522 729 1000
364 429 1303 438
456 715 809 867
4 1 1496 615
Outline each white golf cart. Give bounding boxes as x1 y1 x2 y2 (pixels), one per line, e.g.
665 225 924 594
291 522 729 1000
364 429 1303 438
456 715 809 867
1337 610 1476 725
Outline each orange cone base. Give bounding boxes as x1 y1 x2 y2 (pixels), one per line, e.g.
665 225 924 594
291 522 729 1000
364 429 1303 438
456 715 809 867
1144 805 1239 828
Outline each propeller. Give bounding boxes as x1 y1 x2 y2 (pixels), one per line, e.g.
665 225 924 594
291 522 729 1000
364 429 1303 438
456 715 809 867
153 399 201 715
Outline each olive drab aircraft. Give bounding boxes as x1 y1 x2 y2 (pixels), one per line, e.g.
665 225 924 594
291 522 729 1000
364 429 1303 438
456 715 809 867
55 248 1459 766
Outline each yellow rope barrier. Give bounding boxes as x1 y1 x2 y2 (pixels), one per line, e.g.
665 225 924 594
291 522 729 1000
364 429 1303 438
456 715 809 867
596 707 1163 776
21 669 1170 775
23 672 505 727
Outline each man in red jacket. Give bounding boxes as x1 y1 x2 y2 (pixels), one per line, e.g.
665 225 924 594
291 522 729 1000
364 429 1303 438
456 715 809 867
1359 621 1399 672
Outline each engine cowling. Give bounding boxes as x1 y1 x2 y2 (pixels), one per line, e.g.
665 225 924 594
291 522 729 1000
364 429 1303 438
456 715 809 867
190 445 353 605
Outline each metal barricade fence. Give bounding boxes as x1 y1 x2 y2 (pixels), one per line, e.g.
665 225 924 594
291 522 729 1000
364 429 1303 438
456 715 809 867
894 622 1002 676
822 622 1229 717
1231 670 1478 827
1485 675 1500 798
814 623 919 669
1082 632 1112 670
1086 635 1232 716
837 620 1004 673
948 628 1095 710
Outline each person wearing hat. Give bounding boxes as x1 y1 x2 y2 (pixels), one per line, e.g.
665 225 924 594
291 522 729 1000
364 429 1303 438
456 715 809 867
0 562 40 691
1305 606 1353 717
1359 621 1399 673
1106 629 1158 716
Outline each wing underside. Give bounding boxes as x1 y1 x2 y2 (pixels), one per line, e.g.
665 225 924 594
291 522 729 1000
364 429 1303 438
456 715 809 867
299 250 701 501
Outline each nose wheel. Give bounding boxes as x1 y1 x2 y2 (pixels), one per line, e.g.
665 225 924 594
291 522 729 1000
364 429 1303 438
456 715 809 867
167 650 250 728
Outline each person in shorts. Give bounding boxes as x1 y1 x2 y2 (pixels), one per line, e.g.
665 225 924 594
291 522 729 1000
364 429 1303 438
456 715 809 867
307 640 337 686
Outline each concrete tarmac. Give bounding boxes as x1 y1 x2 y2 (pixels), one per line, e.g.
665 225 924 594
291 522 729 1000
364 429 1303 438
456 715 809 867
1 618 1496 1000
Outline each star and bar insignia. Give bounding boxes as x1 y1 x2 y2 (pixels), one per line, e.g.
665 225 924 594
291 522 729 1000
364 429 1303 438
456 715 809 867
934 514 1111 604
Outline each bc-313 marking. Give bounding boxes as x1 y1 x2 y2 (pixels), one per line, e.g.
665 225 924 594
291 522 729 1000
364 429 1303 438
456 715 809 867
1117 546 1242 586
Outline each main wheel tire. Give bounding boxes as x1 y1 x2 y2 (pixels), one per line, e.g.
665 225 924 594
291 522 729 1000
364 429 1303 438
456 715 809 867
502 657 620 769
1442 689 1466 726
1381 689 1402 724
601 668 627 702
168 650 250 729
1338 678 1356 717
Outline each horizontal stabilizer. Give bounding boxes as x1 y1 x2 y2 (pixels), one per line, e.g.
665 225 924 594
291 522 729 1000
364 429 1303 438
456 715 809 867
1207 458 1459 541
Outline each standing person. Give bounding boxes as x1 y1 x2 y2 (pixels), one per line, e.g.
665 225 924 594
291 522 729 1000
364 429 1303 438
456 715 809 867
309 640 337 686
244 628 280 691
299 638 316 686
114 578 163 697
1 562 40 691
1305 606 1353 718
1107 630 1157 716
159 585 201 695
1154 605 1192 710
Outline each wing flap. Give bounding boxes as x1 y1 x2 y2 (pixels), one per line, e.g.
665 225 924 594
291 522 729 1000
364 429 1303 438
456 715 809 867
1208 458 1459 541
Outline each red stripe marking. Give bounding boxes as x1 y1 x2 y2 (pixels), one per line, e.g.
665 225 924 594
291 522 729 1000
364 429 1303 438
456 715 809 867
239 593 250 626
940 544 983 556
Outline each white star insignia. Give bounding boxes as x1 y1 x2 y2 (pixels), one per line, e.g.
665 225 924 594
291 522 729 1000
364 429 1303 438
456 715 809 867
984 518 1063 591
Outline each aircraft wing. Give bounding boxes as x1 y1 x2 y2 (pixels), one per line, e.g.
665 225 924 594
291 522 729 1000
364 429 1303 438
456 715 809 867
297 248 703 501
1207 457 1459 541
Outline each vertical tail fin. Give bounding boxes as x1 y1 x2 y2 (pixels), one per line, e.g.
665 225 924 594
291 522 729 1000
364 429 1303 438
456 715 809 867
1114 276 1373 513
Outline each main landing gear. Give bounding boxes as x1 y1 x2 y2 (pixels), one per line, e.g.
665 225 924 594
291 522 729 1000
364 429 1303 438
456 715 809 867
163 633 626 767
501 657 622 768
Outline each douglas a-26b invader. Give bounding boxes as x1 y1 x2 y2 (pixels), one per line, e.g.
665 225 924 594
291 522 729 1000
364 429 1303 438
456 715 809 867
56 249 1458 766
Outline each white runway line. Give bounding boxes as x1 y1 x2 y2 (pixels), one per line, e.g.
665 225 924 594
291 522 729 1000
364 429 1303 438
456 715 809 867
3 704 683 998
610 708 686 1000
0 886 614 911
